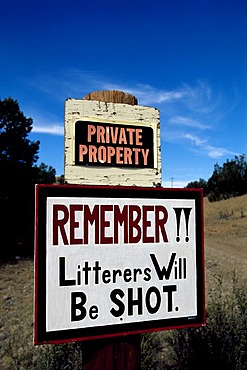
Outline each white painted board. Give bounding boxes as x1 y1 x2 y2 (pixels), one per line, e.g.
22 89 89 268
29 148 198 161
34 185 205 344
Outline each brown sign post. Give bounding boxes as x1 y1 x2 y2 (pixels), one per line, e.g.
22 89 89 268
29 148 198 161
65 90 160 369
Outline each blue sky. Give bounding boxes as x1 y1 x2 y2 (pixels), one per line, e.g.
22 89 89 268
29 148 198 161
0 0 246 187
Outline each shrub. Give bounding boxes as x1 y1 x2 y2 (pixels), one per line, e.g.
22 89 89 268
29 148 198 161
141 332 166 370
167 273 247 370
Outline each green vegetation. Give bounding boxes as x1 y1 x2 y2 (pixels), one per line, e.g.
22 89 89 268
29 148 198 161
0 98 56 261
141 273 247 369
0 97 39 166
186 154 247 201
163 274 247 370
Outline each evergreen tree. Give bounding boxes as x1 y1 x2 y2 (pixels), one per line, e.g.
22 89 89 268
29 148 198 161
207 155 247 201
185 155 247 202
0 98 56 260
186 178 208 195
34 162 56 184
0 97 39 166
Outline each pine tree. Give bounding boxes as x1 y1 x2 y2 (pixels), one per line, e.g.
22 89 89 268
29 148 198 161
0 97 39 166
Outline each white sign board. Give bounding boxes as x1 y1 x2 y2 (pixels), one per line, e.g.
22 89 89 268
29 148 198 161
34 185 205 344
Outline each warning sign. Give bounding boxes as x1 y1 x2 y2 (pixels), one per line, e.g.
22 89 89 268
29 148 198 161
74 121 154 168
64 98 161 187
34 185 205 344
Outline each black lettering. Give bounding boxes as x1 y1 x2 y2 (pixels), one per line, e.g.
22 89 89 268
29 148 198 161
128 287 143 316
82 261 92 285
150 253 176 280
89 305 99 319
163 285 177 312
112 269 122 283
123 268 132 282
133 268 142 282
145 286 161 314
110 289 125 317
71 292 87 321
143 267 152 281
93 261 101 284
59 257 76 286
102 269 111 283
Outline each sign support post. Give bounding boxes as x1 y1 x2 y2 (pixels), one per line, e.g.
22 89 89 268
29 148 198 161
68 90 153 369
82 336 140 370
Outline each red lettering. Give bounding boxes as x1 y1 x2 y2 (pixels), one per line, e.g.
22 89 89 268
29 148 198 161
88 145 97 162
132 148 140 164
97 126 105 143
129 205 141 243
110 126 119 143
100 205 113 244
107 146 115 163
105 126 110 143
155 206 168 242
124 147 132 164
141 148 149 165
79 145 88 162
70 205 83 244
87 125 96 142
52 202 169 246
136 128 143 145
98 146 107 163
83 205 99 244
118 127 127 144
126 128 135 145
114 205 128 243
53 205 69 245
143 206 155 243
116 147 123 164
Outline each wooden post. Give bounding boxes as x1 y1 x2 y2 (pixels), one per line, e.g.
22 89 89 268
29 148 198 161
83 89 138 105
80 90 141 369
63 89 160 366
82 335 141 370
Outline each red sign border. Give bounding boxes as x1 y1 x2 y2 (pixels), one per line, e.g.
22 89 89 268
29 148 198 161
34 184 205 345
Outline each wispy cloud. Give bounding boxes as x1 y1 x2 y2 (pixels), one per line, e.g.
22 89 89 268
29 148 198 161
32 124 64 136
183 133 238 159
24 71 236 160
168 115 210 129
25 69 219 114
26 109 64 136
99 79 220 113
101 82 189 105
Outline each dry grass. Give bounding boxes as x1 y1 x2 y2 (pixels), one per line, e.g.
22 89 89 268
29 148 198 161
0 194 246 368
204 194 247 290
0 259 38 368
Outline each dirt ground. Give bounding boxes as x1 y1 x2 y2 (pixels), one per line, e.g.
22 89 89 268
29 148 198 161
204 194 247 289
0 258 35 368
0 194 246 368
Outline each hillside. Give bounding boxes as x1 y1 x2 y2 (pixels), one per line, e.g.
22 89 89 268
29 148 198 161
0 194 246 368
204 194 247 288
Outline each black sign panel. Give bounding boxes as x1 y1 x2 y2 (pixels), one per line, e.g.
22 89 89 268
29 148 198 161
74 121 154 168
